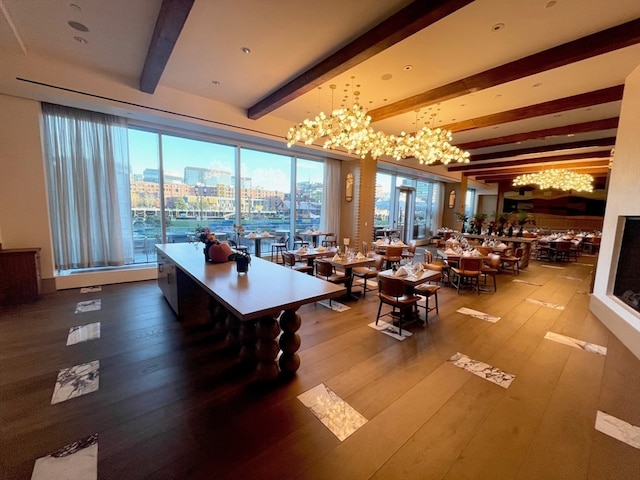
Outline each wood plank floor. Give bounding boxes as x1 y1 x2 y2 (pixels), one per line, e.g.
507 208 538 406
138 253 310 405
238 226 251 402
1 254 639 479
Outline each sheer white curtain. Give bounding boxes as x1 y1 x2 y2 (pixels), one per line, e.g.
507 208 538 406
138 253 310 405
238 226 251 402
42 103 132 270
432 181 445 232
321 158 341 235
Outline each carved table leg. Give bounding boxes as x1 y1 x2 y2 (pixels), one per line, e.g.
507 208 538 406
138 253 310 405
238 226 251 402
255 315 281 382
278 308 302 376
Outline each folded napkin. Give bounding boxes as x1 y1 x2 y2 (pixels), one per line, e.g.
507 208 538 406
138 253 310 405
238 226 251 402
306 229 313 234
313 230 321 234
412 262 424 274
356 252 365 259
376 239 384 245
331 254 341 262
394 266 409 277
316 246 325 251
444 247 457 255
497 242 507 248
298 248 307 254
261 231 270 236
470 249 481 256
247 233 256 238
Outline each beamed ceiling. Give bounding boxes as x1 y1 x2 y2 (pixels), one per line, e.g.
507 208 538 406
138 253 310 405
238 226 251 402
1 0 639 187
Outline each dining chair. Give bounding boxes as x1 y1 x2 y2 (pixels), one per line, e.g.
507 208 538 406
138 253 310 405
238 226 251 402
314 259 346 307
422 250 450 286
414 282 440 324
401 241 417 262
376 275 420 336
481 253 501 292
501 247 523 274
352 253 383 298
322 234 337 247
381 245 404 269
569 238 581 261
535 241 550 260
282 252 313 274
451 256 483 294
293 235 309 249
549 241 571 262
227 238 248 253
476 246 492 256
270 236 288 264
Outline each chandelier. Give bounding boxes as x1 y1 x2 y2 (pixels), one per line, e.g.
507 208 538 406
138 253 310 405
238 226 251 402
512 168 594 192
285 85 469 165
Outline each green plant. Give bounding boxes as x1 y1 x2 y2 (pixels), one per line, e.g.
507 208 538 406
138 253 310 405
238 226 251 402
472 212 488 226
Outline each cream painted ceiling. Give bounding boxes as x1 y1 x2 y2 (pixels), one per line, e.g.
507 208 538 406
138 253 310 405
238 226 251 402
1 0 639 184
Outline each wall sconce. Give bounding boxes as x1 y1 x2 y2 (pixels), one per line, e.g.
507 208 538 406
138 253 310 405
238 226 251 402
345 173 354 202
448 190 456 208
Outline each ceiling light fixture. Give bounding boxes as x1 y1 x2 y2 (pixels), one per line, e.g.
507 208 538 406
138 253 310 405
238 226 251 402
285 83 469 165
241 47 251 54
512 168 594 192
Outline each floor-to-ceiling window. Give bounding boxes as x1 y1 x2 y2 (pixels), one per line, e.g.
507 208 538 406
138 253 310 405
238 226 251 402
374 170 440 242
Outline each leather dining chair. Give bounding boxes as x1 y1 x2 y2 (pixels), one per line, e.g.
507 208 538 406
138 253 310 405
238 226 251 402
270 236 288 264
481 253 501 292
352 253 383 298
501 247 523 274
451 256 483 294
282 251 313 274
376 275 420 336
414 282 440 323
381 245 404 269
314 259 346 307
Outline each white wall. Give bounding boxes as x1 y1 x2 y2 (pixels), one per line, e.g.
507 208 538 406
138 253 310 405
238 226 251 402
590 64 640 360
0 95 55 285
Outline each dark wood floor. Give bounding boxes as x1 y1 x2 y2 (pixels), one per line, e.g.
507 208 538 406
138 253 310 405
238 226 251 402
1 254 639 479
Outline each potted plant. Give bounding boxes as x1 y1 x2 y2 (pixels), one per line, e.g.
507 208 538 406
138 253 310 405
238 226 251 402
471 212 488 234
516 211 534 237
497 212 510 236
455 212 469 233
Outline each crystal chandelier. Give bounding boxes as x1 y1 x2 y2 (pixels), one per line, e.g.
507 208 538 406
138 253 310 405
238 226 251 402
512 168 594 192
286 85 469 165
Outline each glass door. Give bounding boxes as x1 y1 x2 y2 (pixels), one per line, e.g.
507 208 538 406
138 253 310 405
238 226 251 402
395 186 415 243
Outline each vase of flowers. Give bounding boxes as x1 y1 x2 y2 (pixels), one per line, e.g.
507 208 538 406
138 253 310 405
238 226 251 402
195 226 219 262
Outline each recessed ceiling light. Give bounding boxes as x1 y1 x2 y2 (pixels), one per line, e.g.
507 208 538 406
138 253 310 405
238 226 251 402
241 47 251 54
532 82 543 87
381 73 393 80
567 133 575 137
403 65 413 71
491 23 505 32
545 1 557 8
554 114 562 117
211 80 221 86
68 20 89 32
69 3 81 12
494 94 502 98
73 36 88 44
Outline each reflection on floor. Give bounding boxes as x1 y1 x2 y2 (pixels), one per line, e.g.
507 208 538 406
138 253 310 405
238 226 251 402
448 352 516 388
317 299 350 312
80 286 102 294
367 320 413 341
297 383 368 441
456 307 500 323
66 322 101 346
74 299 101 313
595 411 640 450
526 297 565 310
30 434 98 480
51 361 100 405
544 331 607 356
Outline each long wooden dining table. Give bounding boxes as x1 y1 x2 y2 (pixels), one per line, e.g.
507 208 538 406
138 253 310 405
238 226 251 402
156 243 345 382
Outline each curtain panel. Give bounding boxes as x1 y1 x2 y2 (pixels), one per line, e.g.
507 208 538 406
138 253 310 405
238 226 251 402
42 103 132 270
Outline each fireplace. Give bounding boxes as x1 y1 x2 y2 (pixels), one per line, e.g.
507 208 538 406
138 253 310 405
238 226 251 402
613 216 640 313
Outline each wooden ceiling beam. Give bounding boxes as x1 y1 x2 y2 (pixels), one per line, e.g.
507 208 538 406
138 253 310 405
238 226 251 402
449 150 612 172
469 137 616 162
369 19 640 121
455 117 619 150
247 0 473 120
442 85 623 133
140 0 195 94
